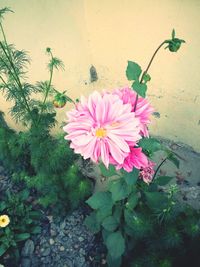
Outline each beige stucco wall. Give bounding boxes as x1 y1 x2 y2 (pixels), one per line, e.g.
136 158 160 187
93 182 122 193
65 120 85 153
0 0 200 152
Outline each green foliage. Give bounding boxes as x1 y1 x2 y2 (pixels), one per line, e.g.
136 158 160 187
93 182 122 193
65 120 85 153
132 80 147 98
109 179 130 202
86 164 200 267
126 61 142 81
125 61 148 97
0 7 92 218
155 176 173 186
123 168 139 185
0 189 42 262
139 137 163 157
99 163 117 177
105 231 125 259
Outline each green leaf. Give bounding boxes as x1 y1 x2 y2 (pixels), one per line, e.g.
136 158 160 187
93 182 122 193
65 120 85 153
99 163 116 177
125 193 139 210
0 245 7 257
29 210 42 219
96 208 112 223
131 81 147 98
143 73 151 83
0 201 6 211
124 168 139 185
139 137 162 155
86 191 113 213
172 29 175 39
20 189 30 201
102 216 118 231
30 226 42 234
126 61 142 81
102 229 111 243
155 176 174 186
113 205 123 223
84 212 101 234
109 179 129 202
105 231 125 259
124 209 134 228
145 191 168 210
107 253 122 267
15 233 30 242
167 153 180 168
0 7 13 21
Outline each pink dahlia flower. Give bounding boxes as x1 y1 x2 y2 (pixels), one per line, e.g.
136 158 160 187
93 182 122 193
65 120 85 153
109 147 149 172
139 160 156 184
113 87 154 137
63 91 141 168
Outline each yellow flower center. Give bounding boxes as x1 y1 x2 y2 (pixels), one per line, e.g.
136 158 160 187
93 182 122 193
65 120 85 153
95 128 107 138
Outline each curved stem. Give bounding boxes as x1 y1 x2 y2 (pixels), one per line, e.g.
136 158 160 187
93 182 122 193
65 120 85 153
152 157 168 181
133 41 166 112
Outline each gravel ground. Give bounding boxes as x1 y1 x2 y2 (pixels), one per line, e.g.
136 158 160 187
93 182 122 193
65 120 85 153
20 207 106 267
0 164 105 267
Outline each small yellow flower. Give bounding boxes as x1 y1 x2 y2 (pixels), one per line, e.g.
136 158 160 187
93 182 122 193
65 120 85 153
0 215 10 228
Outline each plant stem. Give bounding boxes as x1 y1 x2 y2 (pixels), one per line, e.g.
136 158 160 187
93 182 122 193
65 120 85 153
133 41 166 112
37 52 54 125
0 22 37 127
41 52 54 109
152 157 168 181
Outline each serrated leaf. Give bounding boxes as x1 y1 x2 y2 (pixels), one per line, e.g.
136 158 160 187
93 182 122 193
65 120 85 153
84 212 101 234
155 176 174 186
139 137 162 155
102 216 118 231
106 231 125 259
126 61 142 81
99 163 116 177
132 81 147 98
124 168 139 185
109 179 129 202
86 191 113 213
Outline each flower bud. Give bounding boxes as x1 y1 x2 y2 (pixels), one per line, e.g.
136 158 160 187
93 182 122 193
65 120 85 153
165 29 185 52
53 93 67 108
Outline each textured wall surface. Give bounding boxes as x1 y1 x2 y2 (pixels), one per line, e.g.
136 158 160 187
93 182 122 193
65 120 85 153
0 0 200 151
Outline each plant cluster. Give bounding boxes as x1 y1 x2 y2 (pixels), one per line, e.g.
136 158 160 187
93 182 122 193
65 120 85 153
0 189 42 265
64 29 199 266
85 146 200 267
0 7 92 261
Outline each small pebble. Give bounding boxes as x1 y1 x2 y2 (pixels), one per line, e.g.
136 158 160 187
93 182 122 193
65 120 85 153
59 246 65 252
78 236 84 242
49 238 55 245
